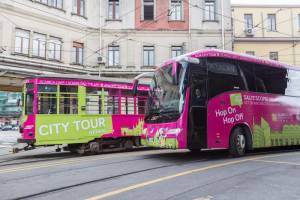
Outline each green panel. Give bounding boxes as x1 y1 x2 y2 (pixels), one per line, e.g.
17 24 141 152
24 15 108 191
253 117 300 148
78 86 86 115
121 119 144 136
35 115 113 145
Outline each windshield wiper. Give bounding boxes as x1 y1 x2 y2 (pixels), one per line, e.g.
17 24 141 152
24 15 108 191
147 111 172 120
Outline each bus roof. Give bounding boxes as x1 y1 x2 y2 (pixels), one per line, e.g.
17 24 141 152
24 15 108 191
27 74 150 85
161 49 300 71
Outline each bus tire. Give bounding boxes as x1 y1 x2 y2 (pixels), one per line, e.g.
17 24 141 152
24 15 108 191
189 149 201 154
229 127 246 157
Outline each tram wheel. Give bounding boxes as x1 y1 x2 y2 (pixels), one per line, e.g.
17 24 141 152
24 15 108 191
89 142 101 154
123 140 133 150
229 127 246 157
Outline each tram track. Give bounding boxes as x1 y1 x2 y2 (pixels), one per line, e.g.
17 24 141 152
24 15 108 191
0 147 157 168
7 148 300 200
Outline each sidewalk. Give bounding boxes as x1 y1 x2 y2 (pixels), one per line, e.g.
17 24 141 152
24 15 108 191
0 131 21 155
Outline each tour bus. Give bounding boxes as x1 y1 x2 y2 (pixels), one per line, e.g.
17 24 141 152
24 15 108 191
134 49 300 156
18 74 148 154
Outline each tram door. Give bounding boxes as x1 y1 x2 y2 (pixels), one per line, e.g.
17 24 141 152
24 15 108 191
188 70 208 150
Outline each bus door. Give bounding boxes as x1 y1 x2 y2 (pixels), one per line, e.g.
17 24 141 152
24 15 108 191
188 66 208 150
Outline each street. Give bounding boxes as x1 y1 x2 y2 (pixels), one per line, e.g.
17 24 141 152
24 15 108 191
0 146 300 200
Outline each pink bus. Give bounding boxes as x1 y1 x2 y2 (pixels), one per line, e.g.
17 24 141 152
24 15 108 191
135 49 300 156
18 74 148 154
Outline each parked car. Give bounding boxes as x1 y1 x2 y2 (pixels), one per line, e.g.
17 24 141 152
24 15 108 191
12 126 19 131
1 125 12 131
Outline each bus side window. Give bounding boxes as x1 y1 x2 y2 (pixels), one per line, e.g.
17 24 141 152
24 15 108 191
238 61 256 92
120 90 135 115
286 70 300 96
254 64 287 94
207 58 245 98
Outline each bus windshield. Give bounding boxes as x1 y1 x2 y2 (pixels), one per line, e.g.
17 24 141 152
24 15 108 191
146 63 186 123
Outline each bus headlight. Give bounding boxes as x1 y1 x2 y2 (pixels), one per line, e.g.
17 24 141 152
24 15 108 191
166 128 182 136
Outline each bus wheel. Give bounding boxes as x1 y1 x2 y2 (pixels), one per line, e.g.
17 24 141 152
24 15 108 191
229 127 246 157
189 149 201 154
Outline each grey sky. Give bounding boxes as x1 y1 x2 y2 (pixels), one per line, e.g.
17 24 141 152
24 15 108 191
231 0 300 5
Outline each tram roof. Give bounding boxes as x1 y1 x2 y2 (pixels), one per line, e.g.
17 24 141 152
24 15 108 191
28 74 150 85
162 49 300 71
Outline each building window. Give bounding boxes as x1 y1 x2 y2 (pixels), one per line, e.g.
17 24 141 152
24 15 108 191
169 0 183 21
204 0 216 21
73 0 85 16
108 0 120 20
298 14 300 30
72 42 84 65
246 51 255 56
36 0 63 9
48 37 62 61
267 14 277 31
244 14 253 30
33 33 46 58
171 46 183 58
269 52 278 60
143 0 154 20
14 29 30 55
143 46 154 66
108 45 120 66
205 45 217 49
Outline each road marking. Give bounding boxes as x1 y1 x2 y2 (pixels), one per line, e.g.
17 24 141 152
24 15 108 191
194 195 214 200
85 157 261 200
0 150 172 174
86 152 300 200
254 159 300 166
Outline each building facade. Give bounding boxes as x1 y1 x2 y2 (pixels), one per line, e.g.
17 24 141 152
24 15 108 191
0 91 21 117
0 0 232 91
232 4 300 66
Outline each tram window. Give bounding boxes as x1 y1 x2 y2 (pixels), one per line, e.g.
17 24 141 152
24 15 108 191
120 90 134 115
60 85 78 93
26 83 34 90
285 70 300 96
105 89 119 114
207 58 244 98
25 92 34 115
38 85 57 114
137 91 147 114
254 65 287 94
86 87 102 114
59 85 78 114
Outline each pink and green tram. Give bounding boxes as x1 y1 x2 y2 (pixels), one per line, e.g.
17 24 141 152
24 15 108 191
18 75 148 154
135 49 300 156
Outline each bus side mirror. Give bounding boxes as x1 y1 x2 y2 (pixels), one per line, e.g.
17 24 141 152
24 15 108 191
133 79 139 96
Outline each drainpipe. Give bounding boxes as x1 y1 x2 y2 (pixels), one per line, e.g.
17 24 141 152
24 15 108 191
99 0 102 77
221 0 225 50
188 0 191 52
290 8 296 65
